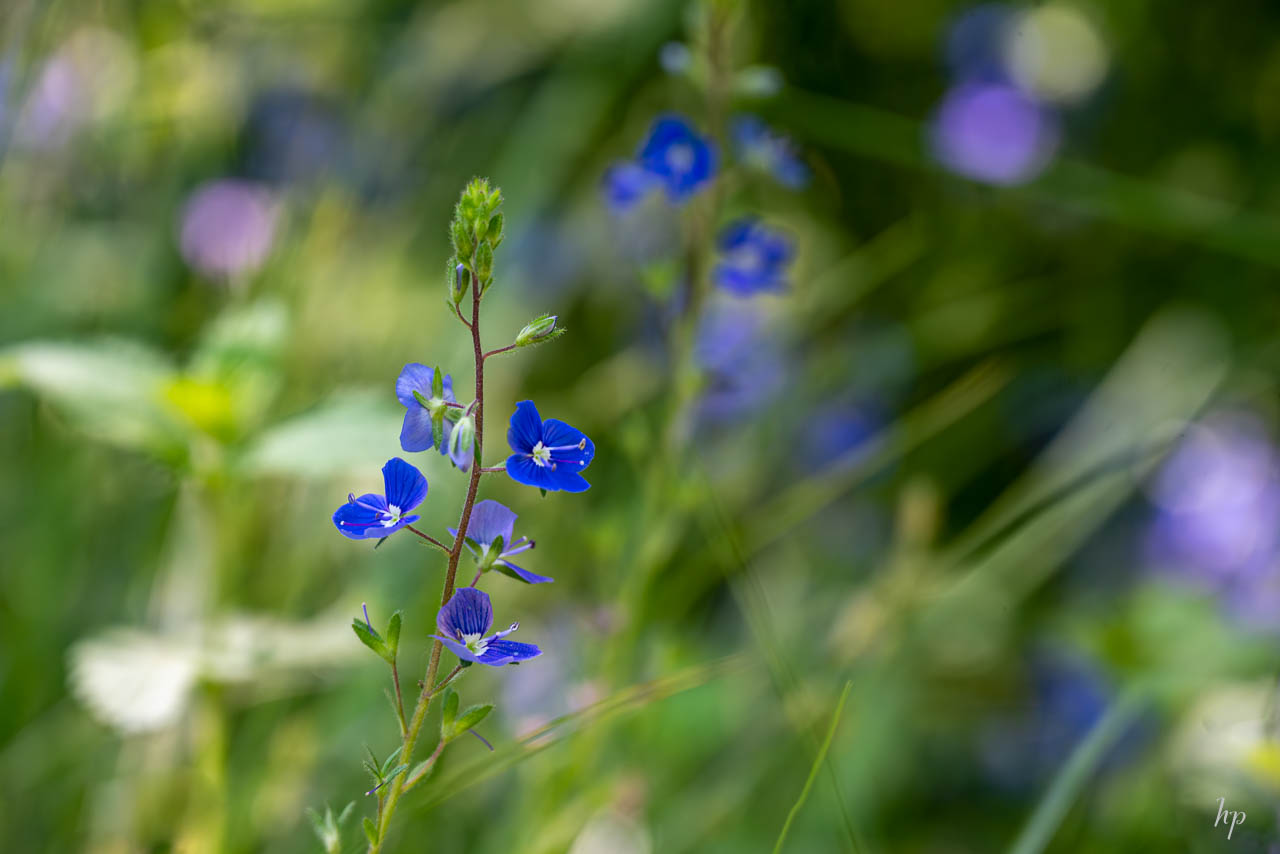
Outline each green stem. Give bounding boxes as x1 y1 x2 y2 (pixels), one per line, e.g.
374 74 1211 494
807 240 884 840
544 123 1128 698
369 256 488 854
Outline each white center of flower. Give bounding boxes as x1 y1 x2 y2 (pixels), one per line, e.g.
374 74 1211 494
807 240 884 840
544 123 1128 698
728 243 765 274
531 441 551 467
381 504 403 527
666 143 694 174
463 632 487 655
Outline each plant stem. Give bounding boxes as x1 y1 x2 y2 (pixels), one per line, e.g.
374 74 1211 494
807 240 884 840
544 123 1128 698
405 525 450 553
369 258 488 854
482 344 517 360
401 738 448 793
390 661 407 737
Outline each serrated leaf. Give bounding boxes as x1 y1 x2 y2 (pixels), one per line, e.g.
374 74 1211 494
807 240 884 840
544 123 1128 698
352 620 392 663
363 817 378 845
453 703 494 736
385 612 402 658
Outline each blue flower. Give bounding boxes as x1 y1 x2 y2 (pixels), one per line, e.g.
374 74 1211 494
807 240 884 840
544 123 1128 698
635 115 717 203
712 217 794 296
505 400 595 493
450 499 551 584
332 457 428 540
432 587 541 667
731 115 810 189
601 162 660 213
396 363 456 455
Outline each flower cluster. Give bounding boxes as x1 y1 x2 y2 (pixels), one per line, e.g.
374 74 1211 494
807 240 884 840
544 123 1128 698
324 179 594 852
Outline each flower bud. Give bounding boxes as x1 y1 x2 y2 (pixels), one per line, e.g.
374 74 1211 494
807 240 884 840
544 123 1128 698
447 415 476 471
515 314 558 346
475 242 493 285
450 263 470 305
451 219 474 259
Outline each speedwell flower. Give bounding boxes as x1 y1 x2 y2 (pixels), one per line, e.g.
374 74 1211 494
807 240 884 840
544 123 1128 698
332 457 428 540
731 115 810 189
712 217 794 296
432 587 541 667
450 499 550 584
601 162 659 213
396 362 456 454
505 400 595 493
636 114 716 203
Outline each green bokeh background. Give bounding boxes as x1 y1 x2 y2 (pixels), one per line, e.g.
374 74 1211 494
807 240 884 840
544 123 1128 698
4 0 1280 852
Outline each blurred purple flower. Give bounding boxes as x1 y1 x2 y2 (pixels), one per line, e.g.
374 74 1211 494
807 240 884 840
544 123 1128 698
1145 412 1280 628
178 179 279 279
695 303 786 421
803 403 882 471
929 82 1059 185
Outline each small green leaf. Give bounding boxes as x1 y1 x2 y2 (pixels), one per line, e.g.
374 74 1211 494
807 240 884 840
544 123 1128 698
412 389 431 409
337 802 356 825
432 365 444 398
453 703 494 736
352 619 392 663
379 745 404 777
441 686 459 736
432 409 445 450
363 816 378 845
385 612 402 658
407 757 437 786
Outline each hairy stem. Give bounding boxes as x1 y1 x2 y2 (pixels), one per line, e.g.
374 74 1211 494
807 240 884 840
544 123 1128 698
390 660 407 736
405 525 450 553
369 261 488 854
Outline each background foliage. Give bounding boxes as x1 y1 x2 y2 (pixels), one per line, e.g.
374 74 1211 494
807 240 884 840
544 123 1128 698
4 0 1280 851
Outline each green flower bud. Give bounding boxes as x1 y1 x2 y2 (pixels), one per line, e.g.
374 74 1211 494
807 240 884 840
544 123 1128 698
475 241 493 285
487 212 504 248
515 314 559 346
451 219 474 259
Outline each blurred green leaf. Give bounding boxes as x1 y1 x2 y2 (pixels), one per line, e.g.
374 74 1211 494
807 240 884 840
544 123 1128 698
238 392 403 478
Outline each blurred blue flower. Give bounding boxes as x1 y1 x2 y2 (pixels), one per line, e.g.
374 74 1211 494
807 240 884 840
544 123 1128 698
696 302 786 421
731 115 810 188
332 458 428 540
981 650 1140 788
505 401 595 493
432 587 541 667
713 217 795 296
943 4 1016 84
449 499 551 584
601 162 660 213
243 89 350 188
929 82 1059 186
803 403 883 471
1145 412 1280 628
636 114 717 202
396 363 456 455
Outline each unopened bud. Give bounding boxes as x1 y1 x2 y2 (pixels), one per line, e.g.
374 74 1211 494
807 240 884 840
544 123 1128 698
451 263 470 305
516 314 558 346
447 415 476 472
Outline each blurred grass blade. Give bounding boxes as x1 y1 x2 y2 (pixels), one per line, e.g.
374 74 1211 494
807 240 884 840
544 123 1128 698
416 656 745 811
1008 690 1145 854
772 681 854 854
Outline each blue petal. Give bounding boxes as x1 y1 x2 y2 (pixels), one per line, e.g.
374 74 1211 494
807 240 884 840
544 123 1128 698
395 363 435 408
432 634 485 664
495 559 553 584
477 639 541 666
465 500 517 548
382 457 428 512
636 114 717 202
332 493 389 540
541 419 595 472
505 453 559 491
399 406 435 453
436 587 493 639
602 161 658 212
507 400 543 454
545 466 591 493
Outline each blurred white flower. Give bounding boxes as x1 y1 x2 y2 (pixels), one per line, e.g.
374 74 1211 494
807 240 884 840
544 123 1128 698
567 811 652 854
69 613 359 735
